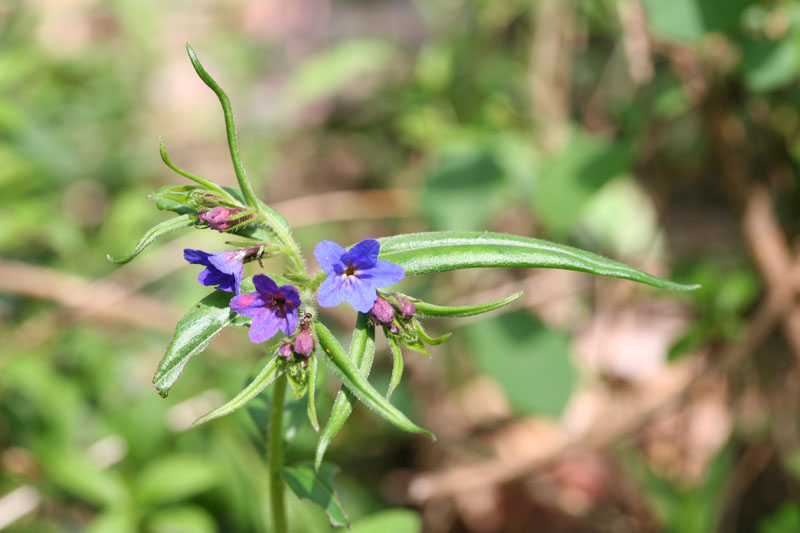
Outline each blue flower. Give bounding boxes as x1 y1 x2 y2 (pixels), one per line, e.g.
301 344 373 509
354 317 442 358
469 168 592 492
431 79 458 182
230 274 301 343
314 238 405 313
184 248 246 293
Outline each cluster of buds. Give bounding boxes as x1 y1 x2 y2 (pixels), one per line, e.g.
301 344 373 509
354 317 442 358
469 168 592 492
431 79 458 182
278 313 315 364
369 294 449 355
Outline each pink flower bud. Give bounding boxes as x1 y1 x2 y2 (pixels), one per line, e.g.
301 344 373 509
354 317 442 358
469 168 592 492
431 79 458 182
397 298 416 319
293 328 314 357
389 322 401 335
369 298 394 324
278 342 294 359
199 206 247 231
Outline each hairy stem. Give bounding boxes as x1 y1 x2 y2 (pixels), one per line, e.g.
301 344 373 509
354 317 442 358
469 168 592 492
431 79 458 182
268 373 288 533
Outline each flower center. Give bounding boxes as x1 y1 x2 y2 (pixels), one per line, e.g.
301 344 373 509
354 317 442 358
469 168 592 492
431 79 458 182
344 264 357 277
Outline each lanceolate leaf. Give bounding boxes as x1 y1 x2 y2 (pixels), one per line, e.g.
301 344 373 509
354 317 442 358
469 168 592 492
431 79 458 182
315 313 375 470
378 231 699 291
107 214 195 264
408 291 523 318
152 290 244 397
315 320 435 440
281 462 349 528
193 357 281 425
386 336 404 400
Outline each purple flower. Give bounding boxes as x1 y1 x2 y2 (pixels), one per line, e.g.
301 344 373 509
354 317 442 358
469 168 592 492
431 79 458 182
314 238 405 313
184 248 248 293
230 274 301 343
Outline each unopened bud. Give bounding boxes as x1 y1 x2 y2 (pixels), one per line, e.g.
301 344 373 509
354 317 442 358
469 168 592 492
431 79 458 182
389 322 401 335
369 298 394 325
199 206 248 231
397 298 416 319
278 342 294 359
293 328 314 357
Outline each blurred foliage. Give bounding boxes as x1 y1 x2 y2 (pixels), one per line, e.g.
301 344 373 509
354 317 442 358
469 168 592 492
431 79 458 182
3 0 800 531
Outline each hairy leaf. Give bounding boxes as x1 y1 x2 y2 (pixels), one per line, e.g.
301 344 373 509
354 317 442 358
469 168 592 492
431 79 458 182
107 214 195 264
315 313 375 470
152 290 246 397
386 336 404 400
315 320 435 440
193 357 281 425
408 291 523 318
378 231 698 290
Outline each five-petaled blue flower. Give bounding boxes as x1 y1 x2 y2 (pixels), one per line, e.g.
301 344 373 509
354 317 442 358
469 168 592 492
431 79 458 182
314 238 404 313
184 248 248 293
230 274 301 343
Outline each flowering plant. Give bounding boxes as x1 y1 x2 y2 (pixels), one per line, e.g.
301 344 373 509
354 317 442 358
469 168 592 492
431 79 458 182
109 45 698 531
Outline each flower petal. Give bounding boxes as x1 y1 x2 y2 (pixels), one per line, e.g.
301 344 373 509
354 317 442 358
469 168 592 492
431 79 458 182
343 238 379 270
249 309 280 343
252 274 280 295
317 275 346 307
279 284 301 307
345 278 378 313
313 241 346 274
208 250 244 275
184 248 212 266
281 310 298 336
360 259 405 288
230 292 269 317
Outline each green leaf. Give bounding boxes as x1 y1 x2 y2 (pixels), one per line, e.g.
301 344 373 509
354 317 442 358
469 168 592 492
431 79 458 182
281 462 349 528
465 311 575 417
149 184 201 214
135 453 219 505
741 34 800 93
350 509 422 533
289 40 397 106
107 214 195 264
193 357 281 425
532 134 633 236
408 291 523 318
378 231 698 291
307 354 320 431
44 450 129 508
315 320 435 439
315 313 375 470
145 505 218 533
422 145 505 231
386 336 404 400
158 137 232 199
152 290 243 398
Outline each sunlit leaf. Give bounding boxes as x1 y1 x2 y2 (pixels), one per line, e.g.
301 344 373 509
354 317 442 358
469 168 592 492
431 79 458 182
193 357 281 426
378 231 698 291
107 214 195 264
408 291 523 318
315 320 435 440
152 290 245 398
135 454 219 505
315 314 375 470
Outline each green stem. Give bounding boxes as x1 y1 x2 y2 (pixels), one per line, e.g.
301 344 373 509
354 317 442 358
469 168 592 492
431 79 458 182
186 44 307 275
268 373 288 533
186 44 259 210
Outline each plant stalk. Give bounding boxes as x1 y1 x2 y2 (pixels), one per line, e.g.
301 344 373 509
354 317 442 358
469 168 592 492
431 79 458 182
268 373 288 533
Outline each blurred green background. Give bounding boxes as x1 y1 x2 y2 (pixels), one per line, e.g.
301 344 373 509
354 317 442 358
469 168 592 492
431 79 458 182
3 0 800 531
